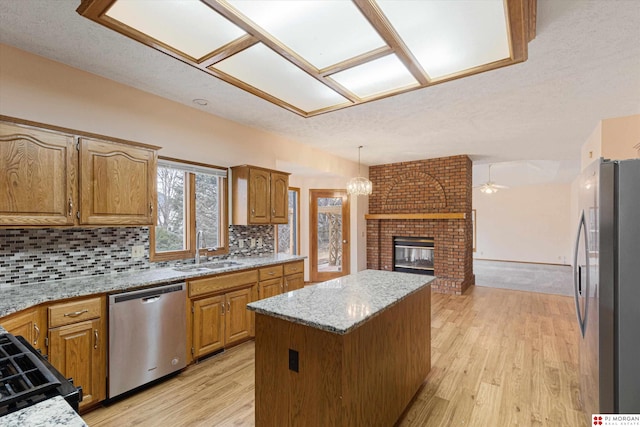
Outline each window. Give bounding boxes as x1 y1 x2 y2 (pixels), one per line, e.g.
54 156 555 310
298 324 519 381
151 157 228 261
276 188 300 255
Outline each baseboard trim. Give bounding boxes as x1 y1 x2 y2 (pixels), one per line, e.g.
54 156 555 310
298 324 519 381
473 258 570 267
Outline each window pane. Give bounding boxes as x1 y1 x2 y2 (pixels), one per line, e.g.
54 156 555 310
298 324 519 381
195 173 221 249
155 166 186 252
278 189 298 255
316 197 342 272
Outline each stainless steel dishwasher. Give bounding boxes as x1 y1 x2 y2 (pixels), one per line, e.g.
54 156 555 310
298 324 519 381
108 283 186 398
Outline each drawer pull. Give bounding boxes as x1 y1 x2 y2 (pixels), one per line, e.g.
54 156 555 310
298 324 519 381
64 309 89 318
33 324 40 346
268 271 275 276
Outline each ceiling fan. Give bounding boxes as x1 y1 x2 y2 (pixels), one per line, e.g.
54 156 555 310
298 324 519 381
477 164 508 194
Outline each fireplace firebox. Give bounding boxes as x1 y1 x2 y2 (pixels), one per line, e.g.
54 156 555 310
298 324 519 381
393 236 434 276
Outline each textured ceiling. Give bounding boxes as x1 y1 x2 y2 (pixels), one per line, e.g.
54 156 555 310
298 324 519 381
0 0 639 186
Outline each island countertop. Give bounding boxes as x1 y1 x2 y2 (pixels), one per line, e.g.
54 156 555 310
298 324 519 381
247 269 434 335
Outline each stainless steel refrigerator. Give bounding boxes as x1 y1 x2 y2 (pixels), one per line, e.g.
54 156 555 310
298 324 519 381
574 158 640 418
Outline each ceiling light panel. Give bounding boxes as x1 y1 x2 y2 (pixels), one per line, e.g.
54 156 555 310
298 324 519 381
105 0 246 60
377 0 511 79
329 54 419 99
225 0 386 70
211 43 350 113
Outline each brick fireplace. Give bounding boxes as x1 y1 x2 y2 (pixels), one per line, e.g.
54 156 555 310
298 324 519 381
366 155 474 295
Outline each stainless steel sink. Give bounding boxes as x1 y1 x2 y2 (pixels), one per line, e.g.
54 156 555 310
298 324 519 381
174 261 243 273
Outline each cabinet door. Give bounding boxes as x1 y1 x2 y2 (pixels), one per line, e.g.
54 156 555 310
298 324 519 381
0 122 76 226
225 288 252 346
259 278 283 300
1 308 46 354
79 137 156 225
193 295 225 358
270 172 289 224
49 318 106 410
248 168 270 224
285 273 304 292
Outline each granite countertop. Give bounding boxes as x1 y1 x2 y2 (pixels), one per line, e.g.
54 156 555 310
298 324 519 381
247 269 434 335
0 396 87 427
0 254 305 318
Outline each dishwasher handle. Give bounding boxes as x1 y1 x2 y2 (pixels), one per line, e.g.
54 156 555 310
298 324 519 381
142 295 161 304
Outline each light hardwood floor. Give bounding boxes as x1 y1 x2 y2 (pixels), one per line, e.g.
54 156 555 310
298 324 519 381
83 286 587 426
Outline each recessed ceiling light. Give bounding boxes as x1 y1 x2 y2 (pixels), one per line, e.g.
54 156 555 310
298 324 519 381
78 0 536 117
192 98 209 106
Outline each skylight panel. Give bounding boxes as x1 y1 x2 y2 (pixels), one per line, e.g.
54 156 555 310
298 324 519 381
106 0 246 60
212 43 350 113
329 54 419 99
377 0 511 79
225 0 387 70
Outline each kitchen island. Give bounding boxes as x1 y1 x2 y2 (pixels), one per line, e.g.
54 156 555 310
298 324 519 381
247 269 433 426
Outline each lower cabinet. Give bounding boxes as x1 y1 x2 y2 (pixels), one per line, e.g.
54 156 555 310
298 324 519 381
191 286 254 359
1 307 46 355
47 296 106 411
284 273 304 292
259 277 283 299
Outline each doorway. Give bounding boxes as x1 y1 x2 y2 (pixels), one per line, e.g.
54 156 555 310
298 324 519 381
309 189 350 282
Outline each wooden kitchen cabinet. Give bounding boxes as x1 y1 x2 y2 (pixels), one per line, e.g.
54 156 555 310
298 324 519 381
259 277 283 300
189 270 258 360
47 296 106 411
0 121 77 226
0 307 47 354
79 137 156 225
231 165 290 225
0 117 159 228
283 261 305 292
192 294 225 357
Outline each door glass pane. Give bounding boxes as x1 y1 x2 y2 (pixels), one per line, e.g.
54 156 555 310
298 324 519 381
317 197 342 273
155 166 186 252
277 190 298 255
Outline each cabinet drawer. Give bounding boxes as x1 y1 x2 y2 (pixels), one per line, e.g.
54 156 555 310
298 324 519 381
259 265 283 280
283 261 304 276
48 297 102 328
190 269 259 298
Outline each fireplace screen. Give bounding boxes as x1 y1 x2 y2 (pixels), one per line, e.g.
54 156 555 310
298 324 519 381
393 236 434 276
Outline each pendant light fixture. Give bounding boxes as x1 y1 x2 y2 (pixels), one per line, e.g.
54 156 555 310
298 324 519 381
347 146 373 196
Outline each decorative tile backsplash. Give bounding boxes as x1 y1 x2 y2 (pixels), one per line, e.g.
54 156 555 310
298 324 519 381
0 226 274 286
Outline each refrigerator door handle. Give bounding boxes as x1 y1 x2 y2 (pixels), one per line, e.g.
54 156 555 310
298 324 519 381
573 210 587 337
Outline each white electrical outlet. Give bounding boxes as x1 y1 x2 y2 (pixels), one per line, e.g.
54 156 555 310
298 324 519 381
238 239 244 248
131 245 144 259
250 238 256 248
257 237 263 248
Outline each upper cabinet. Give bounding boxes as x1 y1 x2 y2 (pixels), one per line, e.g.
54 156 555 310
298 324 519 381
231 165 290 225
0 117 158 227
79 137 156 225
0 122 77 226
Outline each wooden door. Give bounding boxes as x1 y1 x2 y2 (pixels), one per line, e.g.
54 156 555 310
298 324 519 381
270 172 289 224
0 122 77 226
1 308 46 354
259 278 282 300
285 273 304 292
79 137 156 225
310 189 350 282
225 288 252 345
48 318 106 410
248 168 270 224
193 295 225 358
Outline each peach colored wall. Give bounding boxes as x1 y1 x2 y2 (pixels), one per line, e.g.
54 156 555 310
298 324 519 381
472 183 573 265
0 44 367 280
602 114 640 160
581 114 640 170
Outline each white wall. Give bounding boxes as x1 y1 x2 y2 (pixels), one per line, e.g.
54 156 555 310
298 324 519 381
0 44 368 281
473 183 573 265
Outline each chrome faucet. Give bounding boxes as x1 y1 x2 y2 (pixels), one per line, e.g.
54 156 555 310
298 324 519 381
195 230 203 265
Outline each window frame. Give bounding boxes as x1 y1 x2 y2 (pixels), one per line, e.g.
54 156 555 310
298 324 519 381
150 156 229 262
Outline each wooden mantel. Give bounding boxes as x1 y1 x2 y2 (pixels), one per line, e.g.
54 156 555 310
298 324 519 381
365 213 466 220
